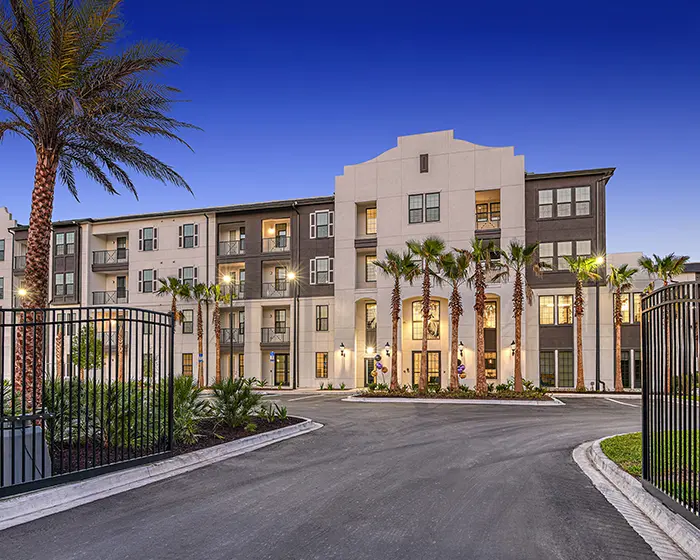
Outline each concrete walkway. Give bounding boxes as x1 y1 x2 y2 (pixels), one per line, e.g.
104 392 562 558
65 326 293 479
0 395 656 560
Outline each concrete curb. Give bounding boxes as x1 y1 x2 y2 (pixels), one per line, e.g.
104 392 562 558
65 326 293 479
343 395 565 406
552 393 641 399
0 417 323 532
579 436 700 559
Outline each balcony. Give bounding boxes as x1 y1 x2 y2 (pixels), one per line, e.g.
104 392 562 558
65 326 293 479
222 282 245 301
93 290 129 305
263 281 291 298
262 236 289 254
218 240 245 257
97 331 129 349
221 327 245 345
261 327 290 345
13 255 26 274
475 210 501 231
92 249 129 272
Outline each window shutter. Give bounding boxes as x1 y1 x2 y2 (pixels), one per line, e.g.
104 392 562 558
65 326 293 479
178 226 183 248
138 229 143 251
178 268 182 280
329 211 334 238
194 267 198 282
310 213 316 239
329 258 334 284
153 269 158 284
194 224 199 247
138 270 143 292
153 228 158 250
310 259 316 285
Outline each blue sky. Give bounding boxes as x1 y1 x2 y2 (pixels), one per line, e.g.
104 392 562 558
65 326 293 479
1 1 699 257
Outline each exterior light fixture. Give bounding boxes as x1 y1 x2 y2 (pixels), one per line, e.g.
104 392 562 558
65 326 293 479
458 341 464 356
17 288 28 298
287 271 296 281
510 340 516 356
339 342 345 357
222 275 232 284
366 346 374 356
595 255 605 266
384 342 391 356
268 227 275 235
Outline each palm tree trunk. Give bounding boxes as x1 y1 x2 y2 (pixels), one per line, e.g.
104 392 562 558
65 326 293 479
56 327 63 379
513 270 523 393
117 324 124 382
614 288 623 392
14 148 59 409
575 281 585 391
419 268 430 394
171 295 178 321
449 285 460 391
475 265 487 395
197 301 204 387
214 301 221 384
390 277 400 391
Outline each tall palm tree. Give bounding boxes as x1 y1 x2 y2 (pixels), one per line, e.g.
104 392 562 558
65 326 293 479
458 238 504 396
0 1 194 402
564 256 602 391
208 283 233 385
438 251 472 391
157 277 187 322
500 240 546 392
406 236 446 394
374 250 419 390
608 264 638 392
189 283 210 387
638 253 689 390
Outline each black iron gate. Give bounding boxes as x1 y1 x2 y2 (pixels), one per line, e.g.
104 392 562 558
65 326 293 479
0 306 174 497
641 283 699 527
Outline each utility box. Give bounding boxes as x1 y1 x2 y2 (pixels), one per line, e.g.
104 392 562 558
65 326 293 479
1 425 52 487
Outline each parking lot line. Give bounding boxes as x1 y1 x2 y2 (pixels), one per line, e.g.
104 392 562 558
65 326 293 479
605 398 640 408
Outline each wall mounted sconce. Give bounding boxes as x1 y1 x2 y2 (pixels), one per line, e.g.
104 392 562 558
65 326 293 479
458 341 464 357
510 340 516 356
366 346 374 356
339 342 345 357
384 342 391 356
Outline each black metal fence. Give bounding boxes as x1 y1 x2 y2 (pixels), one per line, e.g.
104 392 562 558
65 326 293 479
641 283 699 526
0 306 174 497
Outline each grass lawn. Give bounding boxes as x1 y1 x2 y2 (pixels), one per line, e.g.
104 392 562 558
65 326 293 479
601 432 643 477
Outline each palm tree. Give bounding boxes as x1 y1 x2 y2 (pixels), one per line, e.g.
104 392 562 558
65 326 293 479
458 238 504 396
1 1 194 402
638 253 689 390
564 256 602 391
157 277 187 322
189 283 210 387
208 283 233 385
374 251 419 390
500 241 546 392
608 264 639 392
406 236 446 394
438 251 472 391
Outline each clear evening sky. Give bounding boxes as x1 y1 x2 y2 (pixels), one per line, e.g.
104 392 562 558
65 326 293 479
1 1 698 258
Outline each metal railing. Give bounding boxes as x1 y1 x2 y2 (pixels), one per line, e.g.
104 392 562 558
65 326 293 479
13 255 26 271
475 211 501 230
92 249 129 265
222 327 244 345
93 291 129 305
222 282 245 300
641 282 700 526
0 306 174 497
262 236 289 253
261 327 290 344
263 282 291 298
218 240 245 257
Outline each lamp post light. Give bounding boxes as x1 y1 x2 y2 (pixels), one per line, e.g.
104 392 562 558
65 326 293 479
384 342 391 357
594 254 605 391
288 271 299 389
221 275 234 380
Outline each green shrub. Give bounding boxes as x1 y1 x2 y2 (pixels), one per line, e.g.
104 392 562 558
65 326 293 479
102 381 166 450
487 383 495 393
495 383 509 393
244 422 257 433
211 377 263 429
339 383 346 390
2 380 20 414
173 375 210 445
319 383 324 390
275 404 288 421
376 382 389 391
368 382 377 391
327 383 334 390
259 402 289 423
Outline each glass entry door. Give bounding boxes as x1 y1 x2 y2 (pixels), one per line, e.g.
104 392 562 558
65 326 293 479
364 358 375 386
274 354 289 386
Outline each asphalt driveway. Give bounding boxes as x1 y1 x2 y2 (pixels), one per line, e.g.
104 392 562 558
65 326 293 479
0 395 653 560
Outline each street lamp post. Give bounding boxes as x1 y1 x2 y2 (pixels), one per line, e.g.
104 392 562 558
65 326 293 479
594 255 605 391
222 275 233 380
288 272 299 389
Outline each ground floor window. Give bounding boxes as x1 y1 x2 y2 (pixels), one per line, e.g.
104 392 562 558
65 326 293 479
238 354 244 378
364 358 375 386
634 350 641 388
539 351 555 387
558 351 574 387
315 352 328 378
621 350 631 388
484 351 497 379
412 351 441 386
275 353 289 386
182 353 193 377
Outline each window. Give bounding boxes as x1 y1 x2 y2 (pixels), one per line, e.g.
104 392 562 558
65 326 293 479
485 352 497 379
315 352 329 378
538 190 553 218
274 267 287 291
576 240 592 256
54 272 74 297
539 243 554 268
484 301 497 329
634 351 641 388
557 295 573 324
620 293 631 323
365 255 377 282
310 211 334 239
621 350 631 388
558 351 574 387
412 351 440 385
633 293 642 323
412 300 440 340
54 232 74 255
476 203 488 223
182 353 193 376
408 194 423 224
180 266 196 288
0 277 4 299
490 202 501 222
365 303 377 331
0 239 4 261
180 223 198 248
425 193 440 222
575 186 591 215
238 354 245 378
310 257 334 285
316 305 329 331
419 153 429 173
556 188 572 217
618 292 642 324
140 227 157 251
275 310 287 333
239 310 245 334
557 241 572 271
366 208 377 235
182 310 194 334
139 269 155 293
539 296 555 325
539 351 555 387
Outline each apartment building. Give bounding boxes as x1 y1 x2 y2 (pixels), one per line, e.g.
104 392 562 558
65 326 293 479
2 130 686 389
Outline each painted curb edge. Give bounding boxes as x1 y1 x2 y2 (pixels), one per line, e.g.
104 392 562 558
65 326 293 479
342 395 565 406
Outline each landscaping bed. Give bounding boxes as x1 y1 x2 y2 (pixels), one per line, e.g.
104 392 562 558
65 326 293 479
357 383 552 401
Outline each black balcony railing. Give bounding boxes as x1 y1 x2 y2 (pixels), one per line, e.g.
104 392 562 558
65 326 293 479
263 282 291 298
262 236 289 253
641 282 700 526
13 255 26 271
475 211 501 230
222 282 245 300
0 306 174 498
92 249 129 265
222 327 244 345
92 291 129 305
261 327 290 344
218 240 245 257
